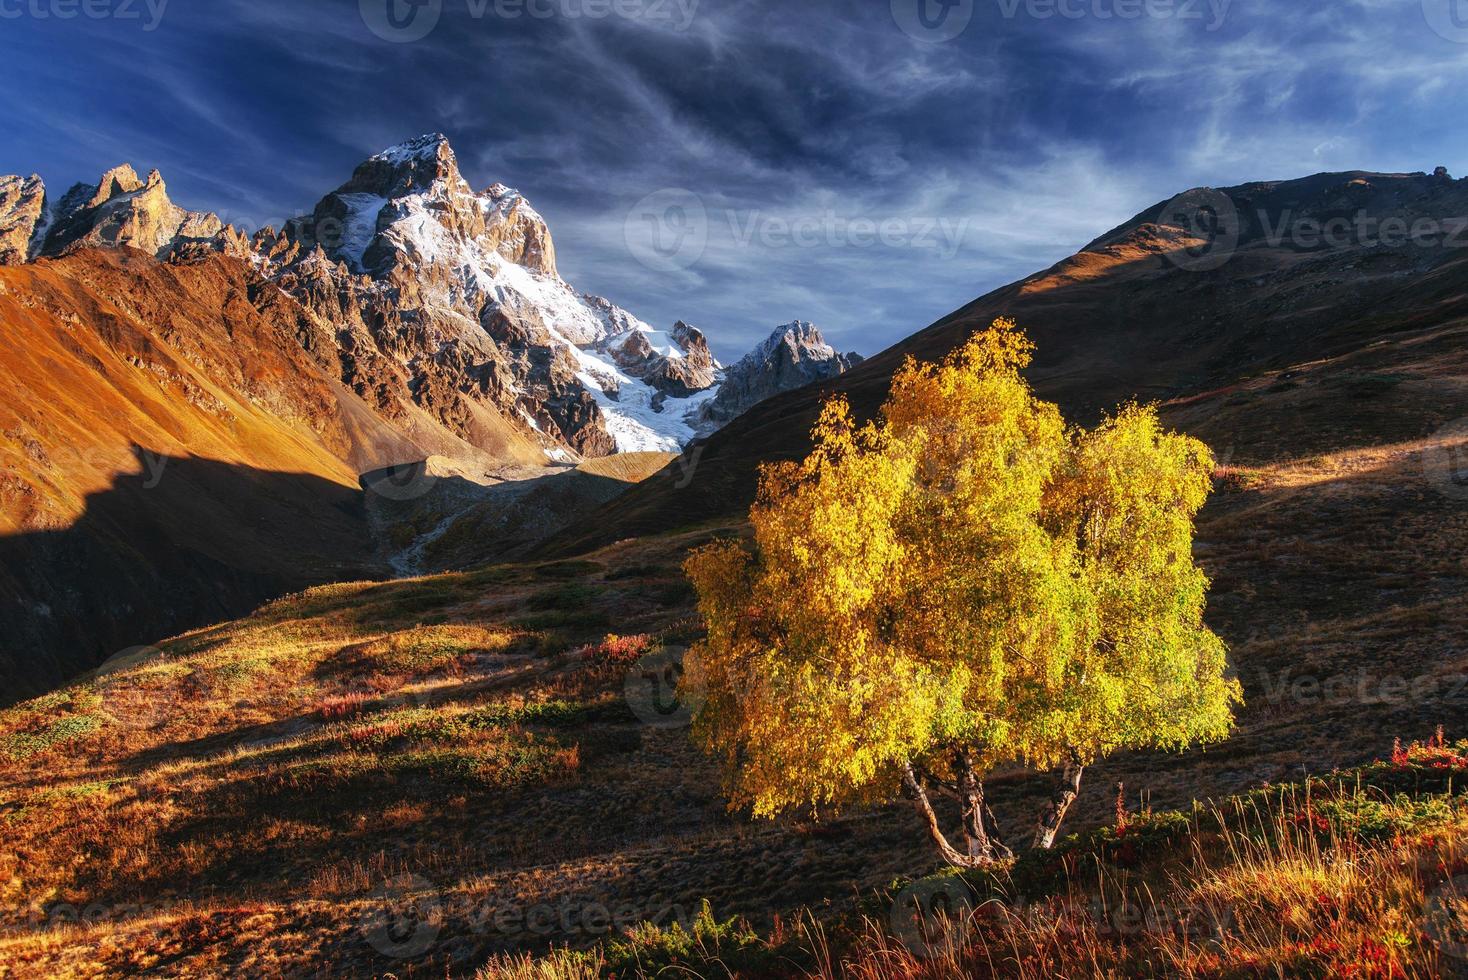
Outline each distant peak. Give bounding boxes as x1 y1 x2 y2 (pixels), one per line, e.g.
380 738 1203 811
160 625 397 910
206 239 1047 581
370 133 453 165
89 164 145 208
732 320 839 370
769 320 830 349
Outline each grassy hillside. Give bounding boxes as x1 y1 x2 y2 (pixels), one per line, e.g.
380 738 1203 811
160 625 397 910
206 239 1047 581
2 412 1467 974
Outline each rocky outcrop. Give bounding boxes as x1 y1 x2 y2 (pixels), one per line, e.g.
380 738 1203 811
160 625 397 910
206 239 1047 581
0 175 46 265
482 182 557 276
38 165 233 259
698 321 861 431
658 321 719 396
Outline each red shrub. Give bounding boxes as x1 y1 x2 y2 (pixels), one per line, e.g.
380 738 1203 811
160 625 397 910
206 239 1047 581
577 633 654 668
318 692 370 720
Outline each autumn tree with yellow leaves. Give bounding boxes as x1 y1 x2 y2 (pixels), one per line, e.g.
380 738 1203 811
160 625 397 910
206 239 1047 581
683 319 1241 867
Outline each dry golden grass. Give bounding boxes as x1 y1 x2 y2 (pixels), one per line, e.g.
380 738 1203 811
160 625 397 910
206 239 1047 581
468 743 1468 979
575 452 679 484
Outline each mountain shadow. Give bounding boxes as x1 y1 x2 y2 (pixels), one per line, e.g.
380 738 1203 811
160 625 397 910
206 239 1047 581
0 449 385 705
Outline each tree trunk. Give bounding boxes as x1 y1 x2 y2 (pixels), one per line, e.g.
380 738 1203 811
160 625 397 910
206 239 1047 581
954 752 1010 861
901 760 997 869
1033 756 1085 850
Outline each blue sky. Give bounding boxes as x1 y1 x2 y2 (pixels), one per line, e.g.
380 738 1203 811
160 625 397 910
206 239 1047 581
2 0 1466 360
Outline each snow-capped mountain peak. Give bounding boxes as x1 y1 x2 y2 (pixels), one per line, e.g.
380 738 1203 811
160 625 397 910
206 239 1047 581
275 138 865 456
369 132 453 165
0 135 861 462
696 321 863 433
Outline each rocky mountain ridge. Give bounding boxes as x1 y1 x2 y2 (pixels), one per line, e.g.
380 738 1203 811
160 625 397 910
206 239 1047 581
0 134 860 463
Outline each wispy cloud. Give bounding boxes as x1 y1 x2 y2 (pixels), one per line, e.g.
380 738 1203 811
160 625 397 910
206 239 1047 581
1 0 1464 359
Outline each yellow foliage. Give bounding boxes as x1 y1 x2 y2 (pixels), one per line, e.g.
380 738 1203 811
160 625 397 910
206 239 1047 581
684 319 1241 819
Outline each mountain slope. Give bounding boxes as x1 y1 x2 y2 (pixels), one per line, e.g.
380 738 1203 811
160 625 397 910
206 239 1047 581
0 249 393 700
548 167 1468 553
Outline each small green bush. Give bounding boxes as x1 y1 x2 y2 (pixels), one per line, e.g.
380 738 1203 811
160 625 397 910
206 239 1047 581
603 901 772 976
0 713 105 761
211 657 271 688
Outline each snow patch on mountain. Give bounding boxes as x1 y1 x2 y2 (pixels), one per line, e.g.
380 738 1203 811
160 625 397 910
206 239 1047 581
336 193 387 271
371 133 451 165
353 172 712 451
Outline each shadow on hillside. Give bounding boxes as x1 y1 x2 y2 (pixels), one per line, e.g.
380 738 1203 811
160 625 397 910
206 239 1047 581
362 458 654 573
0 447 384 706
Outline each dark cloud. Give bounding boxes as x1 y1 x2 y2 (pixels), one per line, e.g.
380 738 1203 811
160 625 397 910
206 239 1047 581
2 0 1465 359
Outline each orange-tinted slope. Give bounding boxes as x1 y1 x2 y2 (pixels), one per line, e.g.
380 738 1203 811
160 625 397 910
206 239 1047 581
0 249 399 699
